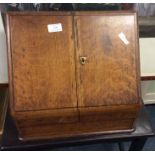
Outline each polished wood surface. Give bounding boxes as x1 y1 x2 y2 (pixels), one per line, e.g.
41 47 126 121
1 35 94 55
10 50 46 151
9 15 77 111
13 104 140 140
75 14 139 107
79 104 140 122
1 106 154 151
15 108 79 126
6 11 142 141
19 118 134 141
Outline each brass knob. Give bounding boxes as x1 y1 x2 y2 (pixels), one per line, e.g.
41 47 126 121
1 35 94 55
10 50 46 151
80 56 87 65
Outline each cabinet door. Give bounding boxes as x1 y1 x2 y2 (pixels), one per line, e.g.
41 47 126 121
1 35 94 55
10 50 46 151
9 14 77 111
75 13 140 107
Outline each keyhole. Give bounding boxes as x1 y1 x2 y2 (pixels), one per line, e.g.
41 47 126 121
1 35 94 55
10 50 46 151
80 56 87 65
82 58 85 63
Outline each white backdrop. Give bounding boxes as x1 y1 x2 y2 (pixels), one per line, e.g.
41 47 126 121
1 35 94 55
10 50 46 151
140 38 155 104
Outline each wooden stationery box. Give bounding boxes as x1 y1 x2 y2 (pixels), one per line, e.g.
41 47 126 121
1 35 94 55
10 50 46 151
6 11 142 141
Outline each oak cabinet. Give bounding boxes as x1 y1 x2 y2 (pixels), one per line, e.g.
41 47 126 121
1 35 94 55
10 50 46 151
6 11 141 141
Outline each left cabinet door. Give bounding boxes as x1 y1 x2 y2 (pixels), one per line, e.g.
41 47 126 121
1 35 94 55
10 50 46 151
8 14 77 111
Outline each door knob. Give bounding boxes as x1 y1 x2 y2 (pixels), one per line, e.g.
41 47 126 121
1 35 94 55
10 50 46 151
80 56 87 65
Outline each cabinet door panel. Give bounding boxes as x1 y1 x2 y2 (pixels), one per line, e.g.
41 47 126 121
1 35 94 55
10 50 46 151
10 15 77 111
75 14 140 107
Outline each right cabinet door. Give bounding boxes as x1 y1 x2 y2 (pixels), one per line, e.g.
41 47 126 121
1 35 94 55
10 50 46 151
75 13 140 108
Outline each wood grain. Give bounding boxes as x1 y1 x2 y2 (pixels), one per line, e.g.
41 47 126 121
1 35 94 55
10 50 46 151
79 104 140 122
16 104 137 141
6 11 142 141
15 108 79 126
9 15 77 111
19 119 134 141
75 14 140 107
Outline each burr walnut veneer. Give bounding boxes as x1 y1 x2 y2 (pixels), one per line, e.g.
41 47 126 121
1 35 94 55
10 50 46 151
6 11 142 141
